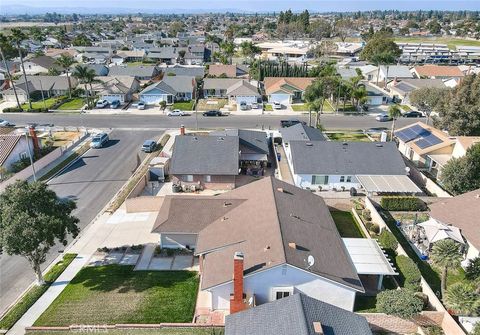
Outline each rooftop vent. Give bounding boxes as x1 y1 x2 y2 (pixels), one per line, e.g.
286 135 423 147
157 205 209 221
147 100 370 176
313 322 324 334
192 136 198 141
290 213 301 220
217 137 225 141
305 142 313 146
376 143 383 147
288 242 297 249
264 245 271 252
223 201 232 207
221 216 228 221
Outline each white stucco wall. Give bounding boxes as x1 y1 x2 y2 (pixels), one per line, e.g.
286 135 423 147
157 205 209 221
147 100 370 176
160 233 198 249
208 264 357 311
293 173 360 191
2 137 34 172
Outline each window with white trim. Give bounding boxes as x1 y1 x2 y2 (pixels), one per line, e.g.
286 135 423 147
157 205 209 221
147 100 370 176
311 175 329 185
346 176 352 183
183 175 193 182
19 152 28 160
204 175 211 182
340 176 345 182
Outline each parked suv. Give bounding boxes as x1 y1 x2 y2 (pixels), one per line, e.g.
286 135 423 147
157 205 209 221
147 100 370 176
239 101 248 110
110 100 121 109
141 140 157 153
96 99 109 108
90 133 109 148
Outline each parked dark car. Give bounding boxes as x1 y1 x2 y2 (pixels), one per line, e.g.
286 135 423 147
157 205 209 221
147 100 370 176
202 110 223 117
280 119 306 128
110 100 121 109
403 111 423 118
141 140 157 153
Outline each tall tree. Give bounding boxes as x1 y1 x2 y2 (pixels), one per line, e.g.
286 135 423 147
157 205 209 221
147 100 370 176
409 87 447 125
434 74 480 136
359 31 401 87
55 54 75 98
0 33 21 109
388 104 403 140
334 19 352 42
11 28 33 110
0 181 79 285
72 65 96 109
440 143 480 195
430 239 463 297
444 282 480 316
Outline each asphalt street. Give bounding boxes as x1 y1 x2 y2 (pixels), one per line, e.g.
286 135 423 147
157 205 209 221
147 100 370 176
0 129 163 316
2 112 425 131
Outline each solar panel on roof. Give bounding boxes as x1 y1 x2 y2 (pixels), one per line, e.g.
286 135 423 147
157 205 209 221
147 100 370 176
395 124 431 142
416 133 443 149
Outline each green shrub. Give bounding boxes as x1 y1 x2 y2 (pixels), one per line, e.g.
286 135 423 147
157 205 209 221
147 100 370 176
466 257 480 280
472 322 480 335
380 196 427 211
2 107 23 113
396 255 422 291
423 325 444 335
378 230 398 252
376 288 423 319
369 223 380 235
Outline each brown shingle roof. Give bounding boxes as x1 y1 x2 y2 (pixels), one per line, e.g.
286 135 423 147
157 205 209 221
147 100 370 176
0 134 22 166
429 189 480 248
208 64 237 78
264 77 315 95
414 65 464 78
153 177 363 292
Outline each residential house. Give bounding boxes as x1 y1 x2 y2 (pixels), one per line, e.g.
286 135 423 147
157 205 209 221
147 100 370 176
85 64 109 76
92 76 140 104
429 189 480 265
208 64 248 78
285 141 412 192
139 76 196 105
388 79 446 104
264 77 315 105
365 83 389 105
0 134 35 172
2 76 78 103
394 122 480 177
108 65 161 82
256 41 311 63
148 45 205 65
44 48 79 59
413 65 464 80
169 135 239 190
225 293 372 335
370 65 413 84
151 177 365 311
22 56 62 75
280 123 327 150
159 64 205 79
110 50 146 65
334 42 364 56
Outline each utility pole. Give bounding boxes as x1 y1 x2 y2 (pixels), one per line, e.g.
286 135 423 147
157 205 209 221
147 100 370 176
39 78 47 110
25 132 37 182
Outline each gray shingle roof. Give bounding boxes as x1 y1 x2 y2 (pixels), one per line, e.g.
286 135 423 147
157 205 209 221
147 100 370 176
209 129 269 155
289 141 407 175
280 123 327 142
140 76 195 95
161 65 205 78
108 65 159 78
0 135 22 166
225 293 373 335
14 75 78 93
170 135 239 175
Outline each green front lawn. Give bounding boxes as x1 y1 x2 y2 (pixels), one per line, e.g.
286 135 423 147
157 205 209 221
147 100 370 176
27 329 224 335
327 132 370 142
57 98 85 110
172 101 194 111
0 254 77 330
21 97 61 110
291 104 307 112
34 265 199 326
331 211 366 238
264 104 273 111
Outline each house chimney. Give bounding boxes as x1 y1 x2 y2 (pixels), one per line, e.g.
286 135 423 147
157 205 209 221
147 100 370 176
180 125 185 135
230 251 246 314
28 125 40 158
313 322 324 334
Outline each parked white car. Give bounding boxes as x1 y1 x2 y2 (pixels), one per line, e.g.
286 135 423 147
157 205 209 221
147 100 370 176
96 99 109 108
137 101 146 110
273 101 282 110
0 120 15 127
167 109 185 116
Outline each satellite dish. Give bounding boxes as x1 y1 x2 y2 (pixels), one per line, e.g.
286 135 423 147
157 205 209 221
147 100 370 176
306 255 315 269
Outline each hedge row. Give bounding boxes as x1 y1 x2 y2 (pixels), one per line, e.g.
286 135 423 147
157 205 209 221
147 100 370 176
3 107 50 113
395 254 422 291
378 230 398 252
380 196 427 211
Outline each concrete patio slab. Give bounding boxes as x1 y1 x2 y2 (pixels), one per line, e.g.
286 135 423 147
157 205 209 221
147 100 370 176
104 252 124 265
119 253 140 265
134 243 156 270
148 257 173 270
171 255 194 270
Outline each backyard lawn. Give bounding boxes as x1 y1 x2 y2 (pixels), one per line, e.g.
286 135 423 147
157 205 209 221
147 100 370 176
330 211 366 238
27 329 224 335
172 101 194 111
394 36 480 50
34 265 199 326
326 132 370 142
57 98 85 110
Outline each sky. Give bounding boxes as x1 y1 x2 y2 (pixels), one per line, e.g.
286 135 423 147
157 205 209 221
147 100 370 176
2 0 480 15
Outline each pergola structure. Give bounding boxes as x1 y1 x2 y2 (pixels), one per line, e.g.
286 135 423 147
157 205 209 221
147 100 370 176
356 175 422 196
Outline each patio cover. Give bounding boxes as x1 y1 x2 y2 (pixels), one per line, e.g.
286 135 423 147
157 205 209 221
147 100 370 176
418 218 465 244
240 153 268 161
357 175 422 194
342 238 398 275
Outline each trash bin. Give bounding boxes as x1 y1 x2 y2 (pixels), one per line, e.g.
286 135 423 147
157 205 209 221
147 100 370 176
277 152 281 161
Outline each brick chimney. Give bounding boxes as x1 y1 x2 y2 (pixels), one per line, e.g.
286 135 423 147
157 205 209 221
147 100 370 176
230 251 246 314
180 125 185 135
28 125 40 158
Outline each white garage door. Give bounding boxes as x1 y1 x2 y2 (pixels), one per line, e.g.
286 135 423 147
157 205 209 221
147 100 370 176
235 96 258 104
141 94 167 105
269 93 291 105
102 94 124 103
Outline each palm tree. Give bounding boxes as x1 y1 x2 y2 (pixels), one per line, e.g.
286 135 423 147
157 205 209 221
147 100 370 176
55 54 75 98
0 34 21 110
307 99 323 128
11 28 32 110
72 65 96 109
444 282 480 316
388 105 402 141
430 239 463 297
220 41 235 65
